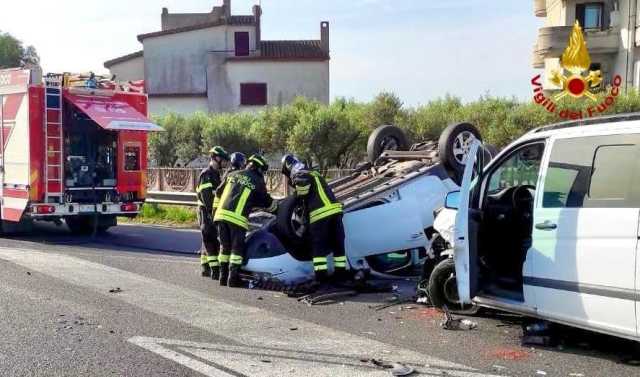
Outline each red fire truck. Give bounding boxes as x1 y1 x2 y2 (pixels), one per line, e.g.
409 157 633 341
0 68 162 233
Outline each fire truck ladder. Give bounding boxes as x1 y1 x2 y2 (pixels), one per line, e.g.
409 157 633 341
44 75 64 203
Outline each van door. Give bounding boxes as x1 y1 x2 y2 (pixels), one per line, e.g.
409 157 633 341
531 134 640 337
454 140 481 304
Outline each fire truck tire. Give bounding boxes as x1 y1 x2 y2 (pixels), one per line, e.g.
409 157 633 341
367 125 409 163
438 123 482 176
66 216 115 235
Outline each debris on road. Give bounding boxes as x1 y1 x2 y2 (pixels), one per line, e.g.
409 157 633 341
108 287 122 294
289 327 298 331
522 320 556 347
536 370 547 375
440 306 477 330
360 359 415 376
297 288 357 306
26 271 31 276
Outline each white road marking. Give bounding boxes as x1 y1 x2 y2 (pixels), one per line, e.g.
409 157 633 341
129 336 502 377
0 247 504 377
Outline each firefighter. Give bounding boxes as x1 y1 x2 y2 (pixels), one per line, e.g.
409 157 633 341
214 154 278 287
197 146 230 280
281 154 348 285
229 152 247 171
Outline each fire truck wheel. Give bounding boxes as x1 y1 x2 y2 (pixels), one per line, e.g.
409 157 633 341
438 123 482 177
366 125 409 163
66 216 114 235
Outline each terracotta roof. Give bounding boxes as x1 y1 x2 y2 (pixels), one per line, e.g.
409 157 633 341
228 40 329 62
137 15 255 42
103 50 143 68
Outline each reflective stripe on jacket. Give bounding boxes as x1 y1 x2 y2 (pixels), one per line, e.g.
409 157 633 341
214 169 276 229
196 166 222 213
292 170 342 224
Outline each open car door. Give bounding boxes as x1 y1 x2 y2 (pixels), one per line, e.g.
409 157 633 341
454 140 482 304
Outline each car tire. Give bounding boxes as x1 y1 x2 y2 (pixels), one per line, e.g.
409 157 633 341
483 144 499 163
438 123 482 176
274 196 307 247
366 125 409 163
428 258 479 315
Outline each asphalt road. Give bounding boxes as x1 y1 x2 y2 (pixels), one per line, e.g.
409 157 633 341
0 222 639 376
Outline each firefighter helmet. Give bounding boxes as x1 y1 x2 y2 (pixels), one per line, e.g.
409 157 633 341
248 154 269 173
230 152 247 170
209 146 230 161
281 154 300 177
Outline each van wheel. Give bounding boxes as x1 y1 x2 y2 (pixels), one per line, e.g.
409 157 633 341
428 258 479 315
438 123 482 178
366 125 409 163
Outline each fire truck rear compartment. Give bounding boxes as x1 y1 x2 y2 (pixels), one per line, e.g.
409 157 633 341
63 104 118 203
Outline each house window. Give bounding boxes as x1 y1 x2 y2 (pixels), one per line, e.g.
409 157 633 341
576 3 604 30
240 83 267 106
234 32 250 57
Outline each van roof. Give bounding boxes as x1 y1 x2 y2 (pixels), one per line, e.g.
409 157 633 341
530 112 640 135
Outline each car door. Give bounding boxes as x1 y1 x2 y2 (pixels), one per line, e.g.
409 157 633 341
453 140 481 304
530 133 640 337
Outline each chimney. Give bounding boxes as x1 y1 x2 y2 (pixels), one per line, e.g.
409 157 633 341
223 0 231 19
161 7 169 31
253 5 262 49
320 21 330 54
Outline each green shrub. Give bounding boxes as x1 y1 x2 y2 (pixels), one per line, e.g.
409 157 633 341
150 89 640 168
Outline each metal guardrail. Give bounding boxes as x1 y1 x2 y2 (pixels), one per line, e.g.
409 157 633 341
146 191 198 206
145 168 354 207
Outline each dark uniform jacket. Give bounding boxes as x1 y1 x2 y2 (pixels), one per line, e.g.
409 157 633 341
214 169 277 229
196 166 222 216
291 168 343 224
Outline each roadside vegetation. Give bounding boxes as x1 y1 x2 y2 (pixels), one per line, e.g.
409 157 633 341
124 203 198 227
150 89 640 170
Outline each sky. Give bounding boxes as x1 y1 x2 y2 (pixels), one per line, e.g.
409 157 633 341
0 0 543 106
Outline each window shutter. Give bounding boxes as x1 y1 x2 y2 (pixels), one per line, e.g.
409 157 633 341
240 83 267 106
576 4 586 28
235 32 250 57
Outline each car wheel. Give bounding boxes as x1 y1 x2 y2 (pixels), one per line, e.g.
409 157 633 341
275 196 307 247
427 258 479 315
482 144 499 165
438 123 482 179
366 125 409 163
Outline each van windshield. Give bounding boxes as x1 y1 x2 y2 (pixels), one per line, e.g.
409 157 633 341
486 144 544 195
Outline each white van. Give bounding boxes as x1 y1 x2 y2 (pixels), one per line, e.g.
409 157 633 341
448 114 640 342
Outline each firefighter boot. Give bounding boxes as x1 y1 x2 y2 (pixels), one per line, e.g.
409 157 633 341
210 266 220 281
201 256 211 277
219 263 229 287
228 265 243 288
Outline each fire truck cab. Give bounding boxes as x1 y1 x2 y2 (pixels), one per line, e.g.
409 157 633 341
0 68 162 234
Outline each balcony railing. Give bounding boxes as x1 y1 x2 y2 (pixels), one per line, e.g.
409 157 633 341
533 25 620 67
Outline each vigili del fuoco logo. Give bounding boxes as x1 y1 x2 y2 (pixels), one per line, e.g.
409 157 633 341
531 21 622 119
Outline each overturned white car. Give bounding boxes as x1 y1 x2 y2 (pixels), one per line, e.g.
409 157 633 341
242 123 495 286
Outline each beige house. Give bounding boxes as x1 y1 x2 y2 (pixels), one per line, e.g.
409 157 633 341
533 0 640 90
104 0 330 114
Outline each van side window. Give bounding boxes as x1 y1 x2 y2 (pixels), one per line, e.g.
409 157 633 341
542 135 640 208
